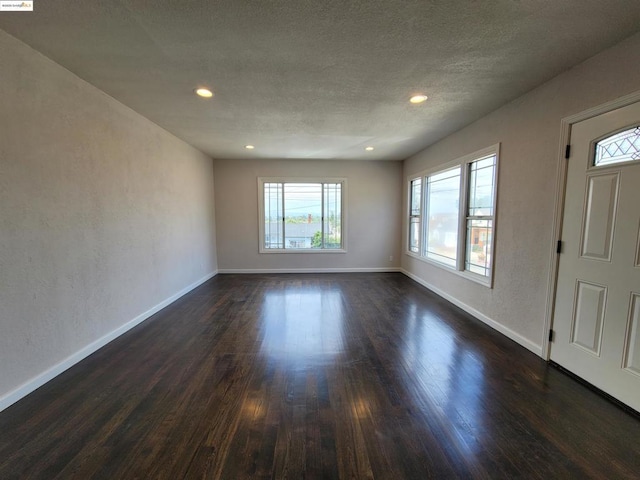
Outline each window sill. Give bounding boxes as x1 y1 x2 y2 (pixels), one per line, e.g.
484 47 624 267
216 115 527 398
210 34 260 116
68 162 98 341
260 248 347 254
405 251 493 288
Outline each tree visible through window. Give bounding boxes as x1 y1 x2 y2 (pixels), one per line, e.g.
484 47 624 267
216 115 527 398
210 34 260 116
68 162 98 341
260 179 344 251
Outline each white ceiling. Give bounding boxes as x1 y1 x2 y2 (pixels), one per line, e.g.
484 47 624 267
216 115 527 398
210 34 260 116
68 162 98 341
1 1 639 160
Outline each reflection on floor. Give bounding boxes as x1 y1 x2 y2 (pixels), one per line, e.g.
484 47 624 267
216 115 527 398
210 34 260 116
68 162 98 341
1 273 639 479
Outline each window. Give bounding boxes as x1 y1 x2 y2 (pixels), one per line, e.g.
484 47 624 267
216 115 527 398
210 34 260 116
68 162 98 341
594 125 640 166
409 178 421 253
407 145 499 286
465 155 496 276
424 167 461 267
259 178 345 252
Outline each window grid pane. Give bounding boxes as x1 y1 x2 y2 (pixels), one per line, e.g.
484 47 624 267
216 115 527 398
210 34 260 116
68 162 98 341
323 183 341 249
465 155 496 277
283 183 322 249
409 178 422 253
409 217 420 253
410 178 421 216
425 167 461 266
466 219 492 276
264 183 283 249
468 155 496 217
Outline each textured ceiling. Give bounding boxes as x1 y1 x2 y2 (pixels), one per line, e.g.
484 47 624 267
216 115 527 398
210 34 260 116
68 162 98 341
1 1 639 160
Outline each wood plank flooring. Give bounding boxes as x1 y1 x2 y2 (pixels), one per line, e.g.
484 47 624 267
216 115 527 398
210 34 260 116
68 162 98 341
1 273 639 479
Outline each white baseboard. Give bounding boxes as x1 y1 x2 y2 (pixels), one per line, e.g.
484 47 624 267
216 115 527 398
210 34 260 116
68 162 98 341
2 267 541 412
401 269 543 357
0 270 218 413
218 267 402 274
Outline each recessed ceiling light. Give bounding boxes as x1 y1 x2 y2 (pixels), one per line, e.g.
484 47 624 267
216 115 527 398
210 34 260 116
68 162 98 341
365 146 375 151
195 87 213 98
409 94 428 104
245 145 255 150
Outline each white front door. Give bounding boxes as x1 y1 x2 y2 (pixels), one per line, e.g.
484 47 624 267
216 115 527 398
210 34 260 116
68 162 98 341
551 100 640 412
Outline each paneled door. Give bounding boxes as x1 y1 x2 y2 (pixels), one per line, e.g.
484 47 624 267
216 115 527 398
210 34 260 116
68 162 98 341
551 100 640 412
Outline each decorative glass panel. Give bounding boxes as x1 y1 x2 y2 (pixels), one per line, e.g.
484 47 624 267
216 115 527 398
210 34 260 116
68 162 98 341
425 167 461 267
594 126 640 166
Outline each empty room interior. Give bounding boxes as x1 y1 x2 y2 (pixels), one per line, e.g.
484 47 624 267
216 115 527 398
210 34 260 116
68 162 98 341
1 1 640 478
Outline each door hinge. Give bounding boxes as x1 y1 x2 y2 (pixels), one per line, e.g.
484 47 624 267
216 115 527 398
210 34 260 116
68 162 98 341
565 145 571 159
549 329 555 342
556 240 562 254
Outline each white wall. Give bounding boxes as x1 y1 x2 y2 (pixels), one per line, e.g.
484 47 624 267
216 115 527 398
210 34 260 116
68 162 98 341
402 32 640 355
0 30 218 409
214 158 402 272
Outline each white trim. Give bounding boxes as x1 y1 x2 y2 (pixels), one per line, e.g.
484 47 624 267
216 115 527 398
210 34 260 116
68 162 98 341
407 144 500 182
401 269 543 357
542 115 572 359
218 267 402 274
0 270 218 413
253 249 347 254
563 91 640 126
405 251 494 288
543 90 640 359
404 144 500 288
257 177 347 253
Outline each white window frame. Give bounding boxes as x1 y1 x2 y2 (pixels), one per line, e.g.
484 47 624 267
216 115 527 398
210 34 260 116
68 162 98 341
408 178 422 254
406 144 499 287
422 164 462 268
258 177 347 254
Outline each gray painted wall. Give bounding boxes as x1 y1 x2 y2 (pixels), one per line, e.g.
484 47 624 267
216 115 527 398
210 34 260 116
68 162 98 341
0 31 218 407
213 159 402 272
2 24 639 411
403 32 640 355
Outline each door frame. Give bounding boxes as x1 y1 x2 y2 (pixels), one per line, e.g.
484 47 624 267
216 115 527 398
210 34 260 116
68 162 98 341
543 90 640 360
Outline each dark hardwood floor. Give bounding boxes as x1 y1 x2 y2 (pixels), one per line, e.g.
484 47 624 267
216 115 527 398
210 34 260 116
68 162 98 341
1 273 639 479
